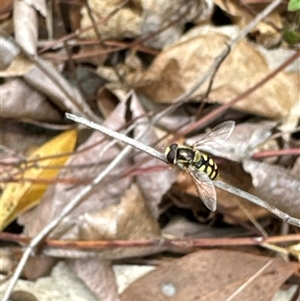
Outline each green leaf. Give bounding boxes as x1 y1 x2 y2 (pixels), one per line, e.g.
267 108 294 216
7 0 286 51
288 0 300 11
283 28 300 44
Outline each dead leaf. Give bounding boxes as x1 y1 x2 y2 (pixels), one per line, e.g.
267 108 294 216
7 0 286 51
0 261 98 301
0 36 20 69
67 258 120 301
14 0 38 55
0 53 34 77
25 0 47 17
81 0 212 49
121 250 297 301
213 1 282 48
279 101 300 142
0 78 61 121
243 159 300 219
46 183 161 259
80 1 141 40
0 129 77 230
186 121 278 162
23 58 100 121
162 216 247 239
291 157 300 179
79 183 160 241
114 265 155 294
132 25 299 119
23 255 57 281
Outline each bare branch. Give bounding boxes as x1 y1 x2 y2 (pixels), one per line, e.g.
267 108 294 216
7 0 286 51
66 113 167 163
214 181 300 227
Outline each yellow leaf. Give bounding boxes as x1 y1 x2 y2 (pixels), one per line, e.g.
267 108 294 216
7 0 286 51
0 130 77 230
288 243 300 261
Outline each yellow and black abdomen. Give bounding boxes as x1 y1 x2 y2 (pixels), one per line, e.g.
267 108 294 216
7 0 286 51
193 150 218 180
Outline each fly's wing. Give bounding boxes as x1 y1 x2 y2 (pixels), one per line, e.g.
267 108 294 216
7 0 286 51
188 167 217 211
193 121 235 149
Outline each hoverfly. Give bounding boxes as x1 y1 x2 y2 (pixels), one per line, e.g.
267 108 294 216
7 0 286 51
165 121 235 211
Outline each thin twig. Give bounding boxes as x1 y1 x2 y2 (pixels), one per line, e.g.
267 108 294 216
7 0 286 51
1 232 300 248
214 181 300 227
66 113 166 162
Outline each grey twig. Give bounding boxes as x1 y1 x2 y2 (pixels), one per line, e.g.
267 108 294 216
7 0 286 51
66 113 167 163
214 181 300 228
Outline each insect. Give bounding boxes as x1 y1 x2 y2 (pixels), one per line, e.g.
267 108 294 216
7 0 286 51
165 121 235 211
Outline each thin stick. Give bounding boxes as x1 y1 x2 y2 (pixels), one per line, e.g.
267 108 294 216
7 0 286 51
66 113 167 163
1 232 300 248
214 181 300 227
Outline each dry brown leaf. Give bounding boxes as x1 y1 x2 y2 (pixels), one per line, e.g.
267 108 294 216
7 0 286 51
121 250 297 301
23 58 99 120
14 0 38 55
96 87 120 118
80 0 212 49
0 78 61 121
23 255 57 281
67 258 120 301
80 0 141 40
0 261 98 301
0 46 96 122
0 36 20 69
26 0 47 17
291 157 300 178
213 0 282 47
0 53 35 77
52 183 161 259
139 0 212 49
0 129 77 230
79 183 160 241
279 101 300 142
243 159 300 219
114 265 156 294
132 26 299 119
186 121 278 162
162 216 247 238
0 121 54 156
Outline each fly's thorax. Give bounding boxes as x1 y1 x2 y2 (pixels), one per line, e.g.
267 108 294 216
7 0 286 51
165 144 196 167
193 151 218 180
176 146 196 167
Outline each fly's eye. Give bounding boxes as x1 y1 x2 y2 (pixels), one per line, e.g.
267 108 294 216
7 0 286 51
165 144 178 164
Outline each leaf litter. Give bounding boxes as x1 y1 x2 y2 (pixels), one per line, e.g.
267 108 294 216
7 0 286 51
1 0 300 300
